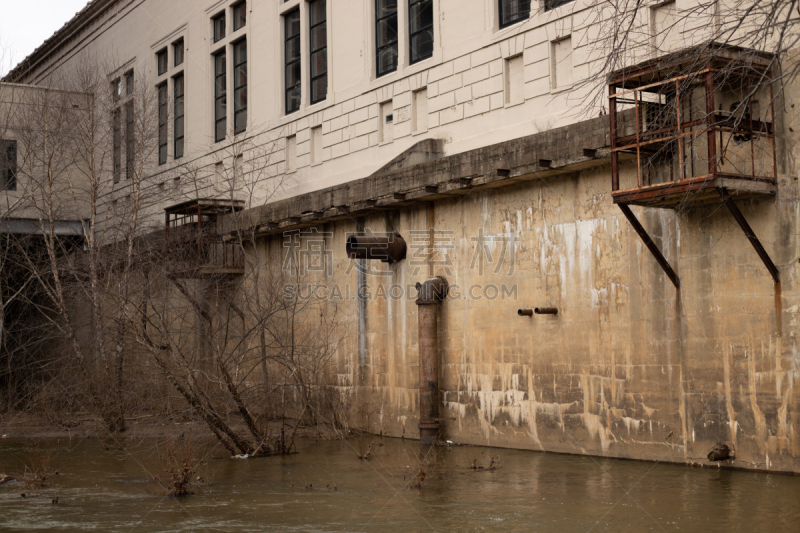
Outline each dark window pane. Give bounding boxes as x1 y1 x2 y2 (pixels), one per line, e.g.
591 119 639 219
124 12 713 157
2 141 17 191
234 87 247 112
286 10 300 37
286 36 301 63
545 0 573 11
377 44 398 76
215 97 227 120
311 50 327 79
215 54 226 76
125 101 134 179
410 0 433 33
500 0 531 28
286 62 301 88
235 110 247 133
235 66 247 88
377 15 398 47
377 0 398 16
174 40 184 66
311 24 327 52
410 30 434 63
234 41 247 64
214 14 226 42
310 0 326 25
233 2 246 31
216 120 226 142
158 84 168 165
112 79 121 102
157 50 168 75
174 116 184 140
125 71 135 94
175 137 184 159
286 86 301 114
311 75 328 104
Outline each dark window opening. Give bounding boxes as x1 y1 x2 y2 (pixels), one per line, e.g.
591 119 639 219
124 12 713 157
376 0 398 77
233 39 247 134
112 78 122 102
158 83 168 165
174 39 184 66
157 49 168 76
113 109 122 181
285 9 301 114
213 13 226 43
214 51 227 142
1 140 17 192
499 0 531 29
125 70 134 95
310 0 328 104
409 0 433 64
174 74 185 159
233 2 246 31
125 101 135 180
545 0 574 11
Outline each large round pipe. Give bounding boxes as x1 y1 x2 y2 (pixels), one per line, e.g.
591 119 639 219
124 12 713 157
345 234 407 263
415 276 448 446
518 309 534 317
535 307 558 315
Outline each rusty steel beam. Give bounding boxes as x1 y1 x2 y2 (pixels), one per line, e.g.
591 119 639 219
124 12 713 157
618 204 681 289
716 188 780 283
416 276 448 446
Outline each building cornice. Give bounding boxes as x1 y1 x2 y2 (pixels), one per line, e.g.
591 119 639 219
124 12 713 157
3 0 119 83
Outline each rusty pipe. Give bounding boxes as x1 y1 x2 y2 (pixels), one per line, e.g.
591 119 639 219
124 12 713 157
346 234 407 263
518 309 534 317
535 308 558 315
416 276 448 446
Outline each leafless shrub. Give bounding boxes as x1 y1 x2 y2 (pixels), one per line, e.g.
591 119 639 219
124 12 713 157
148 434 207 497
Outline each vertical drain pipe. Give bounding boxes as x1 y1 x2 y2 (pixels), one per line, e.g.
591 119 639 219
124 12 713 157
416 276 448 446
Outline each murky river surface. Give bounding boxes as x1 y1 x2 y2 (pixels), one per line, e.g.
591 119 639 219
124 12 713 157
1 437 799 532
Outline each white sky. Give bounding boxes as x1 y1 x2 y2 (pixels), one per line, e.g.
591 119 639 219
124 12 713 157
0 0 91 77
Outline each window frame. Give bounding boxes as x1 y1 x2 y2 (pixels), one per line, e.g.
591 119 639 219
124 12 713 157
233 38 248 134
285 9 301 115
375 0 399 77
174 74 185 159
157 82 168 165
213 12 226 43
408 0 434 65
233 1 247 32
214 50 227 142
157 49 168 76
1 140 17 192
309 0 328 105
498 0 531 30
544 0 574 12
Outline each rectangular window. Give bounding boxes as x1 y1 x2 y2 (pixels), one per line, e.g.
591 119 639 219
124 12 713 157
309 0 328 104
409 0 433 64
233 39 247 134
125 101 135 179
174 39 184 66
174 74 185 159
376 0 398 77
112 78 122 102
412 88 428 133
311 126 322 165
545 0 574 11
158 83 168 165
213 13 226 42
285 9 301 114
233 2 246 31
551 36 573 89
1 140 17 192
125 70 134 95
499 0 531 29
157 49 168 76
214 51 227 142
113 109 122 181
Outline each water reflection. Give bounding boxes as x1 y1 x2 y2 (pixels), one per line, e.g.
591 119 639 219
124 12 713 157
1 437 798 532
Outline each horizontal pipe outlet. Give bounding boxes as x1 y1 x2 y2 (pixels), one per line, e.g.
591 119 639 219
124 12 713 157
535 307 558 315
346 234 407 263
518 309 534 317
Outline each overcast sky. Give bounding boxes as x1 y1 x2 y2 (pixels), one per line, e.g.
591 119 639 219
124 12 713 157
0 0 91 76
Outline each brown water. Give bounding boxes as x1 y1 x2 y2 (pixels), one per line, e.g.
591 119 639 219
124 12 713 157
1 437 798 532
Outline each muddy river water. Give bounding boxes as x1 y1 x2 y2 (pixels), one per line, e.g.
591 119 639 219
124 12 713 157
1 437 798 532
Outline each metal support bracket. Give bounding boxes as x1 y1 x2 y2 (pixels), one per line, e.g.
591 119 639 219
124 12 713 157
618 204 681 289
716 187 780 284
